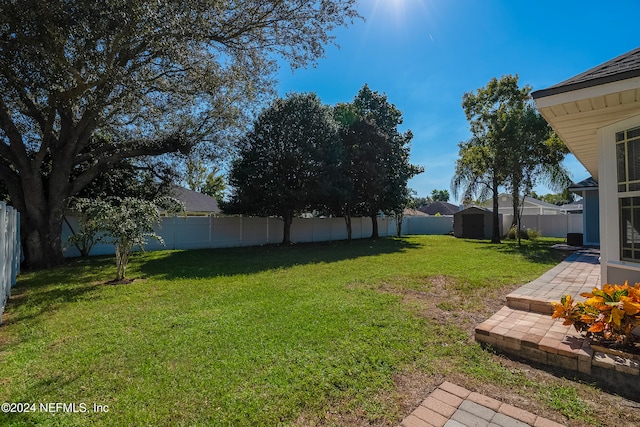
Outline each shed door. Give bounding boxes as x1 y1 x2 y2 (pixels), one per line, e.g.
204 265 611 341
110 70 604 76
462 214 484 239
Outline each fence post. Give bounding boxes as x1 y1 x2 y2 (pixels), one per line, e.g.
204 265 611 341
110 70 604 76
1 202 7 320
12 210 20 285
1 202 20 325
209 214 213 246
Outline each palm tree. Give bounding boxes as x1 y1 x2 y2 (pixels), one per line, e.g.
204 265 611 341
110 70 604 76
451 137 504 243
506 108 572 245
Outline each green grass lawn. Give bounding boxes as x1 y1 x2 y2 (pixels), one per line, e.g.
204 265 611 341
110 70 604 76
0 236 613 426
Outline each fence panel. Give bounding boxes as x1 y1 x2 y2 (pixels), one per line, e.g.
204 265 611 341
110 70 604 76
403 216 454 235
568 214 583 234
502 213 584 238
241 217 271 246
61 215 402 257
212 216 244 247
67 213 583 258
1 202 20 324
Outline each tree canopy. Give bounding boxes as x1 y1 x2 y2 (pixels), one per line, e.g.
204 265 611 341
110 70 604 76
0 0 358 268
531 189 577 206
335 85 423 238
225 92 341 244
226 85 422 242
431 189 450 202
71 196 183 280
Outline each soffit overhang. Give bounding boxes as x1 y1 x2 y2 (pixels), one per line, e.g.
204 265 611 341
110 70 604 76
533 77 640 181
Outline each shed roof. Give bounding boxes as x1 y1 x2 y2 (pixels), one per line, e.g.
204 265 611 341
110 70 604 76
454 206 492 215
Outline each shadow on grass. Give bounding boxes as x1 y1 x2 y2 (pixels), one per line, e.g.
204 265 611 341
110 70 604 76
2 238 421 328
137 237 424 280
2 256 115 327
3 284 99 327
462 238 570 265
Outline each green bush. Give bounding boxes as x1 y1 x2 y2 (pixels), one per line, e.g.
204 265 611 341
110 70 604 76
506 226 540 241
526 228 541 240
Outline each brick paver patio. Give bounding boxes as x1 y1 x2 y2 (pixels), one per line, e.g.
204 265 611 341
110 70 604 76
399 249 609 427
474 249 614 376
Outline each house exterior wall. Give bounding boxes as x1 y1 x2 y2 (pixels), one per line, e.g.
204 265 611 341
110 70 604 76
599 115 640 285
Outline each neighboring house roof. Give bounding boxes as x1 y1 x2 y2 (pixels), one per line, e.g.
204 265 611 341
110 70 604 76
518 195 564 211
418 201 459 216
561 201 583 212
480 193 564 212
403 208 429 217
531 47 640 179
170 185 220 213
569 176 599 191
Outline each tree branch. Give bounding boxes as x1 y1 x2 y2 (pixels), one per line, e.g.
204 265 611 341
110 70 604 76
70 134 189 195
0 96 29 170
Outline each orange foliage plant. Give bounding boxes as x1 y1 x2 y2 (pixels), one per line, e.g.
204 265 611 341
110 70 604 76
552 282 640 346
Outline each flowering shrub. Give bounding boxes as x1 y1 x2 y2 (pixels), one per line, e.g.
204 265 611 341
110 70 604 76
552 282 640 347
71 197 184 281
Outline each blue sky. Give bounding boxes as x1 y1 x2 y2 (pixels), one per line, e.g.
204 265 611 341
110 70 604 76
276 0 640 203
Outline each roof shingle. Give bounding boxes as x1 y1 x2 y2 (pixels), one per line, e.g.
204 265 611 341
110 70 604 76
418 201 460 216
532 47 640 99
170 185 220 213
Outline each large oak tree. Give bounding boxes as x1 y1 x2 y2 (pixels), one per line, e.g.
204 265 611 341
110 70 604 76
0 0 358 268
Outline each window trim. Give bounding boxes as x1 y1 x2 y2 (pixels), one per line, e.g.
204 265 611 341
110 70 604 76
617 126 640 262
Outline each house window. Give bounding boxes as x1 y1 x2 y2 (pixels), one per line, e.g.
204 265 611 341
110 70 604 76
617 126 640 261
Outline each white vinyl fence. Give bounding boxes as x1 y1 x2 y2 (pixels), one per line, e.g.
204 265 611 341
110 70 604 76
402 216 454 235
61 212 579 258
1 202 21 324
62 215 398 257
501 214 583 238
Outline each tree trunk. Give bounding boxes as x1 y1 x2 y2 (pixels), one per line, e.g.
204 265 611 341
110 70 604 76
511 188 519 228
344 206 352 242
21 208 65 269
491 178 501 244
516 194 527 247
282 211 293 245
13 175 67 269
370 213 379 239
395 212 403 237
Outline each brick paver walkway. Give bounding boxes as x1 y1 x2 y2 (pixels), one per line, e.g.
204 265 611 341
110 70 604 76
399 249 603 426
399 381 564 427
505 249 600 314
475 249 603 374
